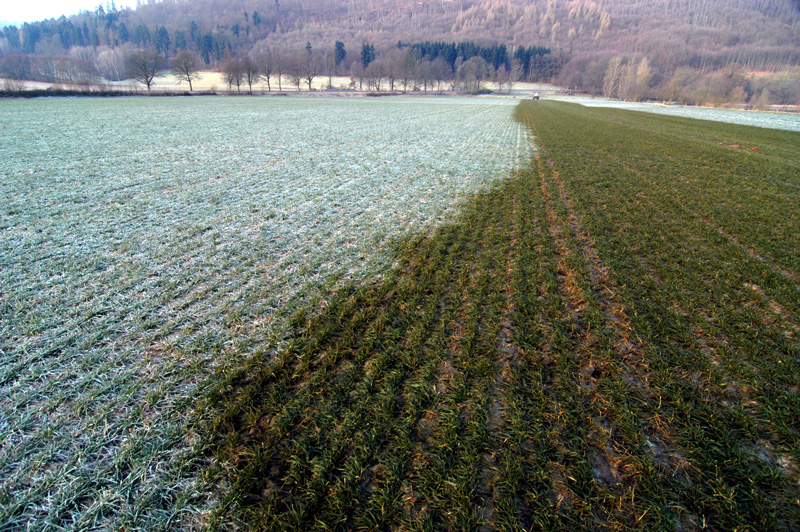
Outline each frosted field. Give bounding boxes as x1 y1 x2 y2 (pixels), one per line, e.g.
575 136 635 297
550 95 800 132
0 96 531 529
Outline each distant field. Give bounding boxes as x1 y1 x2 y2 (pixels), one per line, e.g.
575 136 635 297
0 96 529 530
202 101 800 530
553 95 800 132
4 72 558 95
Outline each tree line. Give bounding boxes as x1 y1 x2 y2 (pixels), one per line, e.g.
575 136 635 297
119 39 559 94
573 53 800 107
1 2 562 91
396 41 560 83
1 0 798 105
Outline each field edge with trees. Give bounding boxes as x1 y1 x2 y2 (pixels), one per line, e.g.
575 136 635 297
2 0 799 106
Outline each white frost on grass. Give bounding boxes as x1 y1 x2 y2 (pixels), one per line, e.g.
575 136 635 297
0 95 531 530
550 95 800 132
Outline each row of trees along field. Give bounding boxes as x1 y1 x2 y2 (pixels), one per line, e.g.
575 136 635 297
596 55 800 108
1 37 560 93
122 40 557 94
1 0 799 104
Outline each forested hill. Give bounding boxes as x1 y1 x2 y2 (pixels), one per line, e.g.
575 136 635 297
2 0 800 102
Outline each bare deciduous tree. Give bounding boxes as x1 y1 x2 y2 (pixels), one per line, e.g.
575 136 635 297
365 59 386 91
430 57 451 92
509 58 524 94
96 46 129 81
275 55 287 91
3 78 26 92
396 49 418 92
302 43 318 91
0 54 32 83
457 56 490 92
495 64 510 94
384 48 415 92
125 49 164 91
323 49 336 89
222 57 244 92
242 55 262 94
350 60 366 91
285 53 303 91
256 48 276 91
416 59 435 92
171 50 200 91
603 56 624 98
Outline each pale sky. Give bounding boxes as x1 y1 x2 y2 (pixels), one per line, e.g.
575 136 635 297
1 0 140 26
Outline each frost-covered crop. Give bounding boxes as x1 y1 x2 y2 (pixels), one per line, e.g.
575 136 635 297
0 95 531 529
554 95 800 132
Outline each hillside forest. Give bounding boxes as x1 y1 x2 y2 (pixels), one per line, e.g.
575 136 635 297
1 0 799 105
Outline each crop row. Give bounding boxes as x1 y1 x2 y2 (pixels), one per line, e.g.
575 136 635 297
515 101 800 530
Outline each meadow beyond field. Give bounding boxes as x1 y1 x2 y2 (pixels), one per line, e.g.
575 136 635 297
1 97 799 531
